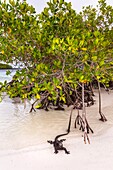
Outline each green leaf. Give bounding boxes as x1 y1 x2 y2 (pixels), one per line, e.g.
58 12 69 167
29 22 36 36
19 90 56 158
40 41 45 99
94 31 100 37
0 97 2 102
35 103 42 109
36 94 40 99
99 60 104 66
94 38 99 45
79 75 84 82
79 40 84 47
60 0 64 4
56 85 62 90
92 56 97 61
60 96 66 103
6 70 11 75
9 0 15 7
81 48 87 51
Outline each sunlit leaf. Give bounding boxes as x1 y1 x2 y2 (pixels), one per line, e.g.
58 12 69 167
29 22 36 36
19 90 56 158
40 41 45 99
56 85 62 90
36 94 40 99
35 103 42 109
81 48 87 51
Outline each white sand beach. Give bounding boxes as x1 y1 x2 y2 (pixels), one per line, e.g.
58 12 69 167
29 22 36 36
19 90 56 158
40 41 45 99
0 89 113 170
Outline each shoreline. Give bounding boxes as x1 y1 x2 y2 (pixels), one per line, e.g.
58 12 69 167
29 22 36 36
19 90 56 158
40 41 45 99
0 89 113 170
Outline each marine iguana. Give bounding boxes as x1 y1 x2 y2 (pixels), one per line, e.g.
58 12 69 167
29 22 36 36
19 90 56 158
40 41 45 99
47 109 72 154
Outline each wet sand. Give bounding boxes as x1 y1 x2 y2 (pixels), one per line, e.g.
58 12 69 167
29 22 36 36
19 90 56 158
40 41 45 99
0 89 113 170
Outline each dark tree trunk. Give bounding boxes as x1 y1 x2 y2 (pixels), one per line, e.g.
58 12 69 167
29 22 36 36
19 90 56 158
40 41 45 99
82 83 93 144
97 81 107 122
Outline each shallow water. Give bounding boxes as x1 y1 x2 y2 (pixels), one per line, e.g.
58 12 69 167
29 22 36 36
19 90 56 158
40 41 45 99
0 69 16 83
0 96 73 150
0 70 72 151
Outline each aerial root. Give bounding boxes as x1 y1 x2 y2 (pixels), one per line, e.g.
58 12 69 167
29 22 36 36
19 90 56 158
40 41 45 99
75 110 83 128
29 99 38 113
29 105 36 113
84 131 90 144
85 117 94 134
99 112 107 122
75 111 94 134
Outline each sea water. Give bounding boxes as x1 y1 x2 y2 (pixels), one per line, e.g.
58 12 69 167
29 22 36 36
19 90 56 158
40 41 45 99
0 69 16 83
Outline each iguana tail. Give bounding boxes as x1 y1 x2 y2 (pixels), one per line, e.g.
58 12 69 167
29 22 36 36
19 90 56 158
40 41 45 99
55 109 73 140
